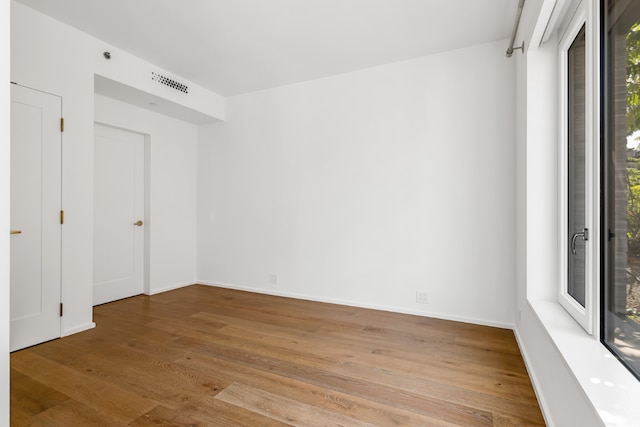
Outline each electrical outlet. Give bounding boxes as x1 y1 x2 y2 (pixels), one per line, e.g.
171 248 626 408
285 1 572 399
269 274 279 285
416 291 429 304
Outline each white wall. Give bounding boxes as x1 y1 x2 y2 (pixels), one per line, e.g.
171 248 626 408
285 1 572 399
12 0 95 335
198 39 517 327
11 1 219 335
1 0 10 424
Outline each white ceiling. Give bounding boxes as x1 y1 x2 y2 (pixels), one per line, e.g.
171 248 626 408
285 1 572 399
15 0 518 97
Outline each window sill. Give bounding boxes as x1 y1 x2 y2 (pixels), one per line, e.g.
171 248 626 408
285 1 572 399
528 299 640 426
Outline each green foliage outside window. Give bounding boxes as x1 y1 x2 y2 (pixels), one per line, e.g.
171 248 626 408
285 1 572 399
627 22 640 257
628 158 640 256
626 19 640 322
628 22 640 136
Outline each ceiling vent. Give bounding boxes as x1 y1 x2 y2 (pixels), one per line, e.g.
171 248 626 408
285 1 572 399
151 72 189 94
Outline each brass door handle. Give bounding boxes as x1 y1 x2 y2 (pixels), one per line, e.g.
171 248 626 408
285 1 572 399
10 230 22 235
134 220 143 226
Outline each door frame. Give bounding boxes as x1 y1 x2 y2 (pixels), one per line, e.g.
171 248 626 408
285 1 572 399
93 121 151 301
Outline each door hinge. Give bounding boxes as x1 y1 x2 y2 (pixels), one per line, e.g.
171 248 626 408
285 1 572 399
60 303 63 317
60 118 64 132
60 210 64 225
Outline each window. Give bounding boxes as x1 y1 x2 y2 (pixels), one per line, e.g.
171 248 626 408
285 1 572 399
559 5 595 334
602 0 640 380
558 0 640 380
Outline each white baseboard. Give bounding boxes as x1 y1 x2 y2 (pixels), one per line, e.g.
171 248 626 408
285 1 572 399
148 281 197 296
197 280 514 330
63 322 96 337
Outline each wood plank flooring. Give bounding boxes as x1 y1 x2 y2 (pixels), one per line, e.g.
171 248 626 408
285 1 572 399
10 285 545 426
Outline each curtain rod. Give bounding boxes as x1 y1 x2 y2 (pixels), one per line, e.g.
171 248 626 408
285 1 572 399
506 0 526 57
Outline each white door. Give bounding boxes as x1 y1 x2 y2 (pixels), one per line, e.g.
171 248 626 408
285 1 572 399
93 124 145 305
10 84 62 352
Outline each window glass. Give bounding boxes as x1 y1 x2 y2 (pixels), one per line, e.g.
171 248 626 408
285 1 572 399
568 25 587 308
603 0 640 380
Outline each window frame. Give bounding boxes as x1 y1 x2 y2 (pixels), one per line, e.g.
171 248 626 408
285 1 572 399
557 1 600 335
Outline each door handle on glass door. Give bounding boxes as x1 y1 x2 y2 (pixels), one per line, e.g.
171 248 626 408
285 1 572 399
134 220 143 226
10 230 22 235
571 228 588 255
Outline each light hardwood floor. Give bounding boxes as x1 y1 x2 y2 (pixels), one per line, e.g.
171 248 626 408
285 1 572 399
10 285 545 426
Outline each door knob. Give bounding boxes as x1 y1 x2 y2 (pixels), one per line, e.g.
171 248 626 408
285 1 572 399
134 220 143 226
10 230 22 235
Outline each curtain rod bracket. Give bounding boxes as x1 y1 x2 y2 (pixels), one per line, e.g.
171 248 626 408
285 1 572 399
506 0 526 58
506 41 525 58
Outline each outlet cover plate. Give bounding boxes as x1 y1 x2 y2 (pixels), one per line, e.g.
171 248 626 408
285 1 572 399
416 291 429 304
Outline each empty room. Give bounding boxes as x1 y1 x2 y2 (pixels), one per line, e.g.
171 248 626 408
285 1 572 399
2 0 640 425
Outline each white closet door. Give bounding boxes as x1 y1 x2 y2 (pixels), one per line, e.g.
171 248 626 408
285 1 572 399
10 84 62 351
